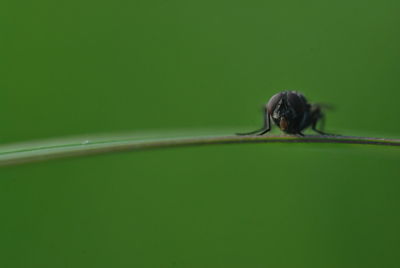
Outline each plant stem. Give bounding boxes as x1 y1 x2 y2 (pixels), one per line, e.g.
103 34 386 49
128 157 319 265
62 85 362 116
0 134 399 167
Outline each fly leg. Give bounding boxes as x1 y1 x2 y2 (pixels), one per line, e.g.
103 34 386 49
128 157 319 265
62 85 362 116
310 106 330 135
237 107 271 136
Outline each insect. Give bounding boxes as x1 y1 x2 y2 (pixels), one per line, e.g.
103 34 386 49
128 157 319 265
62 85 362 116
238 90 331 136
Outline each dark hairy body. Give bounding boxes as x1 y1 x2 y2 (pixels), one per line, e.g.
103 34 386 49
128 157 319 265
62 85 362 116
238 91 329 136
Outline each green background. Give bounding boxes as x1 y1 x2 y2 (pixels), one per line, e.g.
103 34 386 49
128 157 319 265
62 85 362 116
1 0 400 267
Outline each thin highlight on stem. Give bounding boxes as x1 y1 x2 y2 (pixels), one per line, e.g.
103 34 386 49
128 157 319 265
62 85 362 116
0 134 399 167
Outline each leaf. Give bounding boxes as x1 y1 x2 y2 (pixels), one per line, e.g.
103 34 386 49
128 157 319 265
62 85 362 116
0 131 399 167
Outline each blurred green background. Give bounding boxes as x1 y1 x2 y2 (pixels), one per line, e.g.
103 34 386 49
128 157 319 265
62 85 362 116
1 0 400 267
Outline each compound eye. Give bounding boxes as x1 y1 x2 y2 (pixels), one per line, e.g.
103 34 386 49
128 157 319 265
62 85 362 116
266 92 283 114
287 91 306 115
